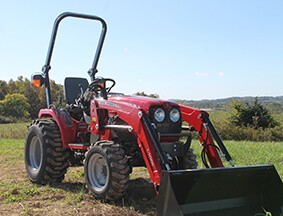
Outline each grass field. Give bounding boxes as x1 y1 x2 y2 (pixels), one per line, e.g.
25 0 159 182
0 123 29 139
0 138 282 215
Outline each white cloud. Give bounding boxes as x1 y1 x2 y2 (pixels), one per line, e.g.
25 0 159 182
217 72 225 77
123 47 128 52
195 72 208 77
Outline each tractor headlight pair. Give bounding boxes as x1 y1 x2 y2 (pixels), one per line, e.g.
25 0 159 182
154 108 180 123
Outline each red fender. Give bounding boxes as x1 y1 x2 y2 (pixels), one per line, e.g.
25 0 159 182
38 108 78 148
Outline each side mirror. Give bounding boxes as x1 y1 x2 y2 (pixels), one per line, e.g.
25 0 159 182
31 73 45 87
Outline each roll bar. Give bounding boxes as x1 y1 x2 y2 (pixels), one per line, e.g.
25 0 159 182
42 12 107 107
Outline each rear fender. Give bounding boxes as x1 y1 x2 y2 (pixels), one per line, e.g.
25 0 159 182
38 108 77 148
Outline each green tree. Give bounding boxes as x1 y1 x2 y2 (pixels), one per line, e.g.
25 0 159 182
0 80 7 100
1 77 65 118
50 80 64 106
230 98 278 129
1 93 30 118
0 100 3 115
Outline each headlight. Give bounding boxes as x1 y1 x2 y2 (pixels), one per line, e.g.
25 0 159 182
169 108 180 122
154 108 165 122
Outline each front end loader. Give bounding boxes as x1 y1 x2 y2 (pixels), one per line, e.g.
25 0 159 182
24 12 283 216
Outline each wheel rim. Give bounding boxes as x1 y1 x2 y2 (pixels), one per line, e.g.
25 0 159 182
29 136 42 170
88 153 109 192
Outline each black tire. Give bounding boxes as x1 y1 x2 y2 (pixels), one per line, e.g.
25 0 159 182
68 150 84 167
24 119 69 184
178 148 198 169
84 141 130 200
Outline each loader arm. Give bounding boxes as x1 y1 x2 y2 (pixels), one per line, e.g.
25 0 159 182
180 105 225 168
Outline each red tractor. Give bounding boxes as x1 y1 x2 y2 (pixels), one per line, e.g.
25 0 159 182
24 12 283 215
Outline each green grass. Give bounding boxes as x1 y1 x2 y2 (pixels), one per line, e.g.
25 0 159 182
191 140 283 178
0 122 29 139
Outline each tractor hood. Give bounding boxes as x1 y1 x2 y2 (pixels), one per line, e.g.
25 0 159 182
108 94 179 112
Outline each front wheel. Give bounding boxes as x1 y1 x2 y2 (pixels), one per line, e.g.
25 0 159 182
171 148 198 170
178 148 198 169
84 141 130 200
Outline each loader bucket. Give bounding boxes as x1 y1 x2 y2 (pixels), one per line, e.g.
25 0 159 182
157 165 283 216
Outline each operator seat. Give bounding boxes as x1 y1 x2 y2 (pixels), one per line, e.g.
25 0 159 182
64 77 89 104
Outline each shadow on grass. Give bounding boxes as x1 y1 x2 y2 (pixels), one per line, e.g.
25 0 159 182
49 178 157 215
49 181 86 193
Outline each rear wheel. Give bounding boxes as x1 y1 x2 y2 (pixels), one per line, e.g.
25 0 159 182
24 119 69 184
84 141 130 200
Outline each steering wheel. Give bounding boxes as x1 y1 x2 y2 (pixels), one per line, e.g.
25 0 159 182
88 78 116 98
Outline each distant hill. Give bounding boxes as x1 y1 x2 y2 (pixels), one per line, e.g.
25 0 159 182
171 96 283 111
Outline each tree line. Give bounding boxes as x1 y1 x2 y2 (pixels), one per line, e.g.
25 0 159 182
0 76 63 122
177 96 283 114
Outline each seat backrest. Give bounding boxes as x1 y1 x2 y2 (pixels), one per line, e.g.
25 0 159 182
64 77 89 104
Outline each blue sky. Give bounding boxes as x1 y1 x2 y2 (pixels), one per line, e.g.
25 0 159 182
0 1 282 100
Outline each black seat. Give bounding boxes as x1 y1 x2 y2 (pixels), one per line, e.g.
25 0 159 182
64 77 89 104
